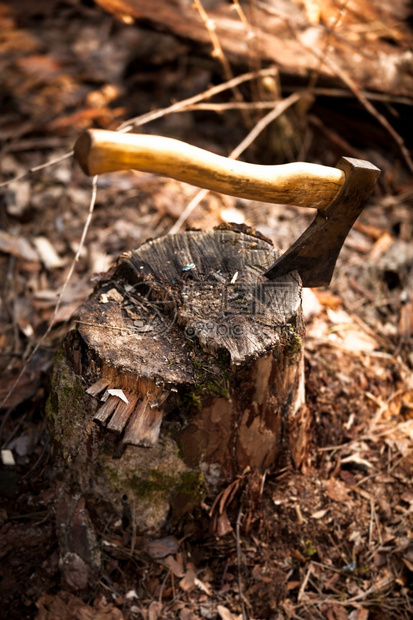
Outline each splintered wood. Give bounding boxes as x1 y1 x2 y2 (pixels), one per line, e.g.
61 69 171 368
88 380 164 445
123 401 163 446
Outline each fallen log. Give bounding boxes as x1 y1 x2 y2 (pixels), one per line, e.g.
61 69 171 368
94 0 413 98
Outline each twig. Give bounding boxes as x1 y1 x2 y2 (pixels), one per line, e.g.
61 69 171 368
0 175 98 410
325 55 413 173
184 100 291 111
193 0 250 126
117 67 278 133
168 189 209 236
232 0 263 103
236 505 248 620
297 562 313 602
306 0 350 92
300 37 413 173
231 91 302 158
0 150 73 189
295 576 395 610
365 388 404 432
3 137 72 153
168 90 302 234
193 0 233 83
284 85 413 106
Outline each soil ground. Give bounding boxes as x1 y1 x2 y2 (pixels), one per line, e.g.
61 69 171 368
0 1 412 619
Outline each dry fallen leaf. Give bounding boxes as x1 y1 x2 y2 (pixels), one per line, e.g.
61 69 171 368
148 601 163 620
0 230 39 262
324 478 350 503
217 605 241 620
179 566 197 592
144 536 180 559
163 553 185 578
311 508 328 519
33 236 65 269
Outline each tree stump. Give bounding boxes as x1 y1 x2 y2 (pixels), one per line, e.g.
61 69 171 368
48 224 309 534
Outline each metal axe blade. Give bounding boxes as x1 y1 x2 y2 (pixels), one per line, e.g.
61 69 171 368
264 157 381 287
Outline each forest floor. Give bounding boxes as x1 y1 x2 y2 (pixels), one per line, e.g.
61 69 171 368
0 1 412 619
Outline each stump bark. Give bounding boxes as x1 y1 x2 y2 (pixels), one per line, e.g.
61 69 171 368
48 225 310 534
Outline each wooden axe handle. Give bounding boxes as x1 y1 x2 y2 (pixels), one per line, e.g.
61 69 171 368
74 129 345 211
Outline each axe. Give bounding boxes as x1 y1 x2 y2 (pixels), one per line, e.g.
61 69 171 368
74 129 380 287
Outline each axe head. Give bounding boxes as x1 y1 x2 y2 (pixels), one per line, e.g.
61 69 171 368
264 157 381 287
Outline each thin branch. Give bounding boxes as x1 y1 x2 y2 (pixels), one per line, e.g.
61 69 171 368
298 563 313 602
236 505 249 620
321 53 413 173
230 91 301 158
0 150 74 189
193 0 233 83
117 67 278 133
298 31 413 173
184 100 290 111
193 0 251 126
168 91 302 235
306 0 350 92
232 0 263 103
0 175 98 409
168 189 209 236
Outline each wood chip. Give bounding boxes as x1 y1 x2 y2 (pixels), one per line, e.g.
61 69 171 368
107 393 138 433
86 378 111 397
94 395 119 424
33 236 64 269
123 401 163 446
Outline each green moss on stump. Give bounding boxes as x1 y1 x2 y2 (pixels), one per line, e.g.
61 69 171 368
102 444 206 530
45 347 91 464
285 324 303 365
